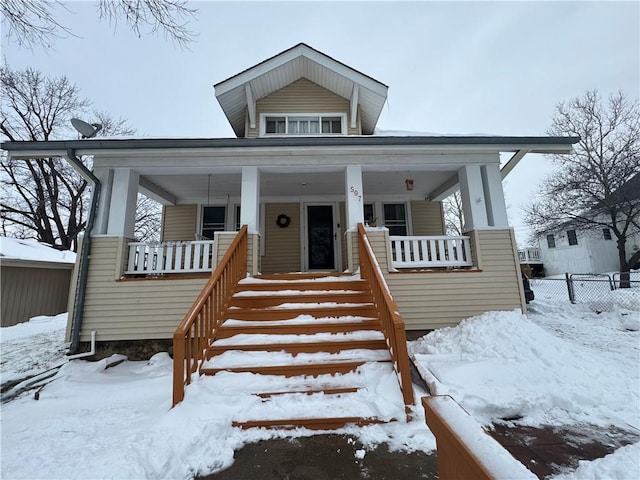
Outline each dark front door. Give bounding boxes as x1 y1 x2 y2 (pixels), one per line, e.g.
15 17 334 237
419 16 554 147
307 205 335 270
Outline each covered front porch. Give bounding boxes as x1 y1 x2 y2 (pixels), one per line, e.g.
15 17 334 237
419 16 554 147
98 155 509 277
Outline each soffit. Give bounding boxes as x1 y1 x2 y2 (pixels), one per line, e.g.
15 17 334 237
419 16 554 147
214 44 388 137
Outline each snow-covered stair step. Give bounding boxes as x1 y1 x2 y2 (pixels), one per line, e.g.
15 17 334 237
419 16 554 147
235 279 369 292
201 349 391 377
208 330 387 358
207 339 388 357
205 348 391 369
212 330 386 346
217 317 381 337
230 292 372 308
223 303 378 321
224 362 406 430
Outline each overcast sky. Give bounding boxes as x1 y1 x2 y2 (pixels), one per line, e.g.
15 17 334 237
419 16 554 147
3 1 639 245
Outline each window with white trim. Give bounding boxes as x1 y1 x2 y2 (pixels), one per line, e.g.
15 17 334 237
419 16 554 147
602 228 612 240
383 203 407 236
262 114 345 136
567 229 578 246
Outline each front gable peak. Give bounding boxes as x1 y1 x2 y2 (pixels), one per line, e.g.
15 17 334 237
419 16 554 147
214 43 388 137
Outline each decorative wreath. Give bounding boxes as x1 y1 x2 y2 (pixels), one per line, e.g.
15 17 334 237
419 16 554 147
276 214 291 228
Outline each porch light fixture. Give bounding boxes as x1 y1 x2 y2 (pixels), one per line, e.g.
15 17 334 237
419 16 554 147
405 178 414 191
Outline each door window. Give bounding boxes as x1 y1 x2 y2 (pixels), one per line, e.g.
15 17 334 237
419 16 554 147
307 205 335 270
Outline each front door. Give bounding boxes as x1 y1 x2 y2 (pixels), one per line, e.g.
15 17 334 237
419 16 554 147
306 205 335 270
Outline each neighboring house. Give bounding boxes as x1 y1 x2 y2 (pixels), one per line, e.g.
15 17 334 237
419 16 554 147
2 44 578 422
0 237 76 327
538 173 640 276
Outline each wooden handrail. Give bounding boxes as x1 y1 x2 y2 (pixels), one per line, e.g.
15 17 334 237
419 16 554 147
423 396 536 479
357 224 415 416
172 225 248 406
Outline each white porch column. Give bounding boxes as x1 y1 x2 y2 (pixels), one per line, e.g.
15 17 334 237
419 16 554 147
240 166 260 233
93 167 113 235
345 165 364 230
107 168 139 237
458 165 488 231
481 164 509 227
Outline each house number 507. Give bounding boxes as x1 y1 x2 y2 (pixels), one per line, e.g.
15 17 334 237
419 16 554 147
350 186 362 202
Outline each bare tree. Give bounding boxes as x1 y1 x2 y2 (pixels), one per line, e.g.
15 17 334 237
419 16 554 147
0 66 160 251
1 0 197 50
443 191 464 236
525 90 640 285
135 194 161 242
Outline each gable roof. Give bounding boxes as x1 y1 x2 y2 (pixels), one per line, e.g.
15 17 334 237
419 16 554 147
214 43 388 137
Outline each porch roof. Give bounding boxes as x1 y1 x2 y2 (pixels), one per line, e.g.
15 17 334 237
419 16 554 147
2 134 579 159
3 135 579 204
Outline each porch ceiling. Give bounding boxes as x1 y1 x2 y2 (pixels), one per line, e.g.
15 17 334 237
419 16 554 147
142 170 453 204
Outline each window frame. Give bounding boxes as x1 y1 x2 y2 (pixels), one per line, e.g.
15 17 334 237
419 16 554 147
260 113 347 137
200 205 227 239
602 228 612 240
382 202 409 236
546 234 556 249
567 229 578 246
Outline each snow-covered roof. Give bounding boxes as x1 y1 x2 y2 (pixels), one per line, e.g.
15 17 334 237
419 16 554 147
0 237 76 265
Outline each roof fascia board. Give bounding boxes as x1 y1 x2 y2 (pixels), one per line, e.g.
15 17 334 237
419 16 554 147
2 136 579 156
1 258 75 269
215 45 388 98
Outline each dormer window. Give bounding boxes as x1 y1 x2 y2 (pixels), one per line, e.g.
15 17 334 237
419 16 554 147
261 114 345 136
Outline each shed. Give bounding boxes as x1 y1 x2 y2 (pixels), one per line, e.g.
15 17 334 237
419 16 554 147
1 237 76 327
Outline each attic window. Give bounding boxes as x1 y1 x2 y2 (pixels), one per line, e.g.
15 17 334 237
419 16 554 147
262 114 345 136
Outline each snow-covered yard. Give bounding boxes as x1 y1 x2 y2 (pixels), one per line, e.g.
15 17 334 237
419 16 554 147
1 284 638 478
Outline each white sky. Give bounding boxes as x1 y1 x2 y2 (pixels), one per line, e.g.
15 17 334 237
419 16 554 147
3 0 639 245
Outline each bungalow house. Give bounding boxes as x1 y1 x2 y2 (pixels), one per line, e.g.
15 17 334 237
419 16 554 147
2 44 577 427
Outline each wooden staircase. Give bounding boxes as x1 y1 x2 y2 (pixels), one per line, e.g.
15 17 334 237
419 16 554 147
198 272 407 430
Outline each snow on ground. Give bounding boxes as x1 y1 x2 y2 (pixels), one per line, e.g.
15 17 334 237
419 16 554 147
552 442 640 480
410 289 640 479
3 279 639 478
0 313 68 383
1 314 434 479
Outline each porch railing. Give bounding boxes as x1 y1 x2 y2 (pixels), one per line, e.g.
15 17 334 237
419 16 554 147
172 226 247 406
389 235 472 269
125 240 215 275
357 224 415 417
518 247 542 264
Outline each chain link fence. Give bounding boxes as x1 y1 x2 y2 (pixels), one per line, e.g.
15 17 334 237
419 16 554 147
530 271 639 312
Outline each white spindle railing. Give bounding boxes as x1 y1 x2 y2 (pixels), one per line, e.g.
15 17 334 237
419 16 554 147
518 247 542 263
125 240 215 275
389 235 473 269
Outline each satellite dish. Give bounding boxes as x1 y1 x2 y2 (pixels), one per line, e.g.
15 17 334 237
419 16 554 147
71 118 103 139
